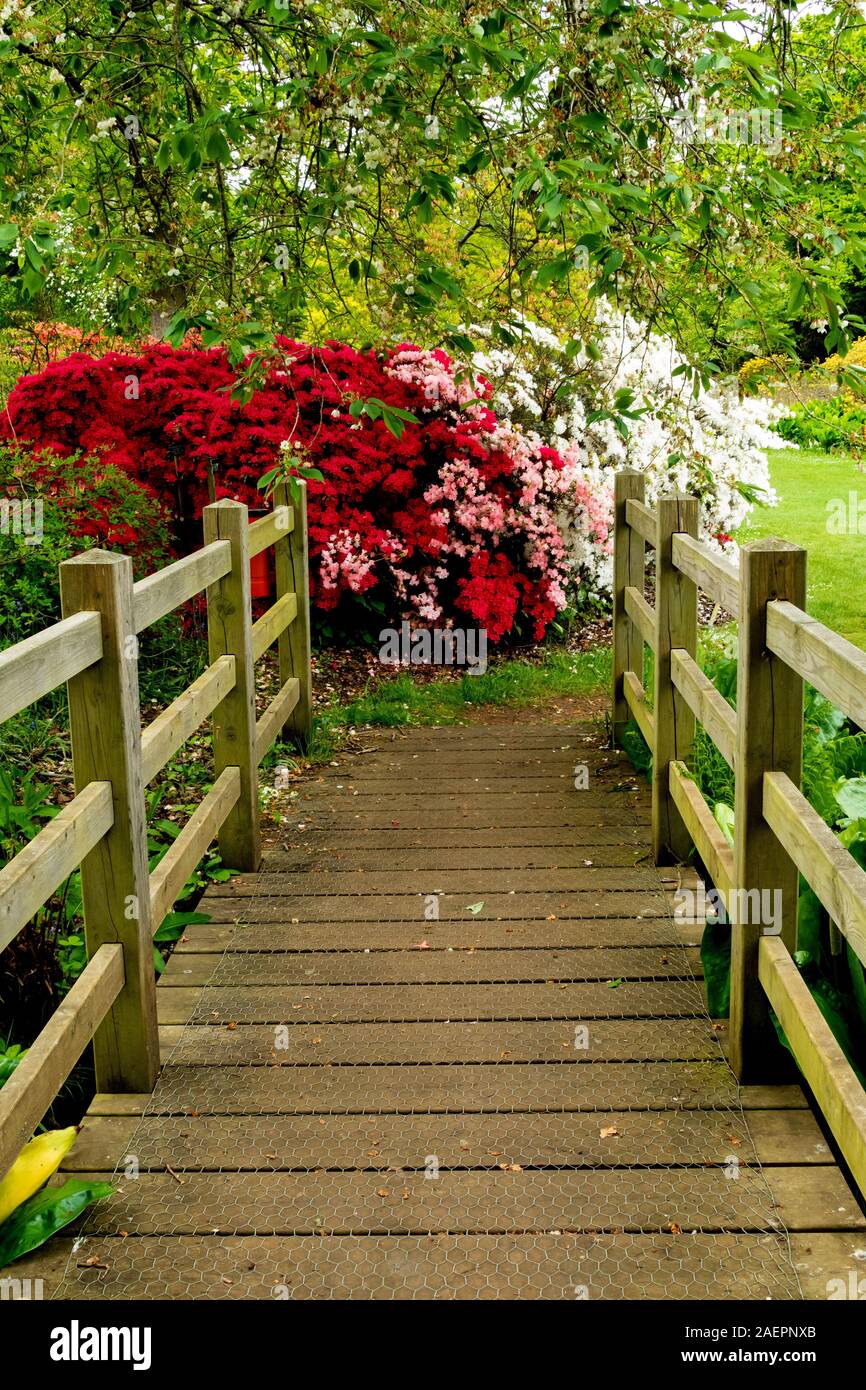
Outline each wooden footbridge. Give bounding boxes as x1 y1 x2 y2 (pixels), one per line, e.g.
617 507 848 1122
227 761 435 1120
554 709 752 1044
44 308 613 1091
2 471 866 1299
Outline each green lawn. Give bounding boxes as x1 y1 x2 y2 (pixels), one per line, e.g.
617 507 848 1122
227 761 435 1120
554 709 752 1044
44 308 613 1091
736 447 866 649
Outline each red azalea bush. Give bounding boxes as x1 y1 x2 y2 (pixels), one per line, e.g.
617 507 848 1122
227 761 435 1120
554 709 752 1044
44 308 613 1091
0 446 172 571
3 340 595 642
0 446 173 644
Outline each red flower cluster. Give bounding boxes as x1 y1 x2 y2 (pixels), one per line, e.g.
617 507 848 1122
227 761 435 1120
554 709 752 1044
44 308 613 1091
0 448 173 577
4 340 575 641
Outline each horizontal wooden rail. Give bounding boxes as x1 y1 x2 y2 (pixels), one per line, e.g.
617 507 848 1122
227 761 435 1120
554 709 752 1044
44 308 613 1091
669 760 734 901
763 771 866 966
0 782 114 955
625 498 656 547
0 610 102 726
0 944 124 1178
671 533 740 616
252 592 298 663
148 767 241 931
767 600 866 732
141 656 236 786
760 936 866 1198
623 670 654 748
248 505 293 558
255 677 301 764
132 540 232 634
670 648 736 768
624 585 655 650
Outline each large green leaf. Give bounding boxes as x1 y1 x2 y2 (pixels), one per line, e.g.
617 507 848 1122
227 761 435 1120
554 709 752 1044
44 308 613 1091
0 1179 113 1266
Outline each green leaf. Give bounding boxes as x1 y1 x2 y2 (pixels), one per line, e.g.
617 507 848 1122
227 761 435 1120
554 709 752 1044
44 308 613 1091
155 138 174 173
0 1179 113 1266
835 776 866 820
153 909 210 944
787 273 808 314
173 129 199 171
535 255 571 288
206 130 232 166
713 802 735 846
257 467 280 492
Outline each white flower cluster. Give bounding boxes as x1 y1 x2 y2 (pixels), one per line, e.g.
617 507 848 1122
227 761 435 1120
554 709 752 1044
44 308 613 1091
472 302 788 599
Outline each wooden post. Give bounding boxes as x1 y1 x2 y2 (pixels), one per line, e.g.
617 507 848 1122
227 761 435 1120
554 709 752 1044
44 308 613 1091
204 500 261 871
612 469 646 745
652 494 699 864
730 538 806 1082
59 550 159 1093
274 479 312 749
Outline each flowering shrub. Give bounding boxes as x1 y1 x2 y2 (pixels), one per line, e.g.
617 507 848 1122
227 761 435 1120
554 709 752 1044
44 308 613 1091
3 321 121 368
737 353 791 395
3 342 601 642
472 302 783 598
824 336 866 375
0 446 173 645
0 322 124 403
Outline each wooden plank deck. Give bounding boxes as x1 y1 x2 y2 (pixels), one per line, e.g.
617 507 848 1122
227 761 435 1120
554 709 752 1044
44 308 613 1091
16 723 866 1299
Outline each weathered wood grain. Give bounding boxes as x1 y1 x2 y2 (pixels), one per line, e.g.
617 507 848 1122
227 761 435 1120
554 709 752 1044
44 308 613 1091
132 540 231 633
612 469 646 741
0 609 102 725
0 781 113 954
204 501 260 871
0 945 123 1178
60 549 160 1093
731 539 805 1082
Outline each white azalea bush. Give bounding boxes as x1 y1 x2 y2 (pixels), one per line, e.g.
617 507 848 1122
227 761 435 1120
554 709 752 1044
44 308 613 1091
472 303 788 605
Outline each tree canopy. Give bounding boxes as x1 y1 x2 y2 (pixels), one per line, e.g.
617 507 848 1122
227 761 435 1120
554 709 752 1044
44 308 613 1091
2 0 866 374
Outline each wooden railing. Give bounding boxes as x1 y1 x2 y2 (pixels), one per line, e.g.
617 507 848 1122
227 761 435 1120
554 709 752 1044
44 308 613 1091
0 480 311 1177
612 467 866 1192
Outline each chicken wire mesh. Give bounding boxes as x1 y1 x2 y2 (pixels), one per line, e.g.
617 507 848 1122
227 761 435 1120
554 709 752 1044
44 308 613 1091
54 727 803 1300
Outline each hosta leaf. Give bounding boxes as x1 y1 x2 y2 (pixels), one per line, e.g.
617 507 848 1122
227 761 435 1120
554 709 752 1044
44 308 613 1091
0 1180 113 1266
